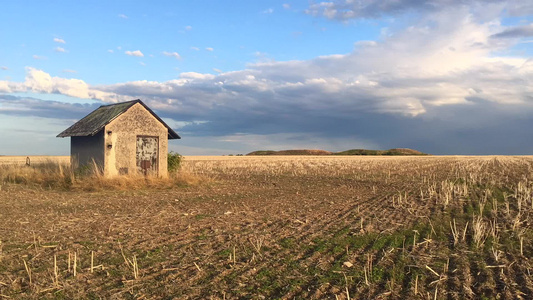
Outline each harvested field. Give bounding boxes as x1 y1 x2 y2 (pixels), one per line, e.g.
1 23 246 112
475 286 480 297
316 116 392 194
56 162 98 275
0 156 70 166
1 156 533 299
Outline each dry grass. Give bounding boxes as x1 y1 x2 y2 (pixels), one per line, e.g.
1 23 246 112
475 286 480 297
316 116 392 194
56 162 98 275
0 158 205 191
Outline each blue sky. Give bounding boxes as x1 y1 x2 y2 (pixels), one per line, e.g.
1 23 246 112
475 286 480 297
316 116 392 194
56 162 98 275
1 1 379 83
1 0 532 155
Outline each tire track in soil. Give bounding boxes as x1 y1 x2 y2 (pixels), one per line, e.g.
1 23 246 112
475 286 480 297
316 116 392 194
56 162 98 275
496 256 517 299
296 207 420 298
446 254 461 300
399 263 416 299
214 188 395 299
281 181 428 298
362 248 404 300
104 212 261 296
452 252 475 299
211 199 379 298
485 254 508 299
134 183 412 298
208 198 362 265
505 261 526 299
298 233 396 299
469 258 496 299
509 258 533 299
160 192 362 296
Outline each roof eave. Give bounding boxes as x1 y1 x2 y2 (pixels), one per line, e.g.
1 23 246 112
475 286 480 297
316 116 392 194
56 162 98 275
168 130 181 140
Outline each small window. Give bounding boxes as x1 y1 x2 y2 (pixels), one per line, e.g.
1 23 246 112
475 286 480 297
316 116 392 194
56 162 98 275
107 131 112 135
107 144 112 149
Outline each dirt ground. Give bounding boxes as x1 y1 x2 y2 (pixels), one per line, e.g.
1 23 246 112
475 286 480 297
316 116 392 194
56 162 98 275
0 156 532 299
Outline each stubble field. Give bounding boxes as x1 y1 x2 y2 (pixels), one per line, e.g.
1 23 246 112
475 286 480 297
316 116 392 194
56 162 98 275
0 155 532 299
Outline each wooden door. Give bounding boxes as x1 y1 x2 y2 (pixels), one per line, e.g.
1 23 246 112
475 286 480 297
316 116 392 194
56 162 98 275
136 136 159 175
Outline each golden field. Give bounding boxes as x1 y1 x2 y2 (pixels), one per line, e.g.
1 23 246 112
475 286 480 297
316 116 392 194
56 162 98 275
0 155 532 299
0 156 70 165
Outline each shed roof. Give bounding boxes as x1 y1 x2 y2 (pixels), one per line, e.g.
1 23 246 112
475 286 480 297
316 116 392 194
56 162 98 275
57 99 181 139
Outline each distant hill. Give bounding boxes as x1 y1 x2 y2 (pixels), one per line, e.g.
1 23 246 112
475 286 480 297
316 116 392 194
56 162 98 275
335 148 427 156
246 148 427 156
247 149 333 156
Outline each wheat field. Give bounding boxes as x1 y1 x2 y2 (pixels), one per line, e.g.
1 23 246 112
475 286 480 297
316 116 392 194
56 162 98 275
0 155 532 299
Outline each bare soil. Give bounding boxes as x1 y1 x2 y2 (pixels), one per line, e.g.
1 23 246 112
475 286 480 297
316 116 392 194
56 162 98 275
0 156 532 299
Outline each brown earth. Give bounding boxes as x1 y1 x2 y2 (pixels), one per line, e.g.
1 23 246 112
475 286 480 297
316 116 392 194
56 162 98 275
0 156 532 299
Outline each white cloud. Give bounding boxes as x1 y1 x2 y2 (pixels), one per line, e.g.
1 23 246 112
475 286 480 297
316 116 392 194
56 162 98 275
107 49 114 53
53 38 66 44
185 25 192 31
0 81 11 92
125 50 144 57
1 66 8 70
205 47 214 52
118 14 128 19
32 55 47 60
213 68 222 73
282 3 290 10
55 47 66 53
179 72 216 80
162 51 182 59
190 46 200 51
62 69 77 73
2 68 123 102
140 62 146 66
262 8 274 14
23 68 95 99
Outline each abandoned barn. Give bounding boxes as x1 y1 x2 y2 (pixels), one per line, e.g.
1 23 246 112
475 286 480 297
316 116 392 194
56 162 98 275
57 99 180 177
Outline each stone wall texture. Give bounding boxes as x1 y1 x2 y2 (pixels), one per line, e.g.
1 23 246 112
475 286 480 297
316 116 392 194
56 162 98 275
103 103 169 177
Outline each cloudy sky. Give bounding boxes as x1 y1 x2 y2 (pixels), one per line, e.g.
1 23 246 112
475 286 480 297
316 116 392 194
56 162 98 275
1 1 532 155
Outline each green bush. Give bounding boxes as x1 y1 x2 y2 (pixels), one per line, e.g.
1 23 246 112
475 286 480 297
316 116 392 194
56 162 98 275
167 151 183 173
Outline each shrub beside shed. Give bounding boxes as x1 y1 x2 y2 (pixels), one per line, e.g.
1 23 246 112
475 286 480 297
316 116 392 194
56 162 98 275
57 99 180 177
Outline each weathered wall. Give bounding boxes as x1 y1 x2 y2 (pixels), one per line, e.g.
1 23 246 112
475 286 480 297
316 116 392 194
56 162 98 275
71 130 104 170
104 103 169 177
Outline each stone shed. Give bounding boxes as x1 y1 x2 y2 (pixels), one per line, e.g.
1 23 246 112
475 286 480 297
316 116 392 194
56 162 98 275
57 99 180 177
